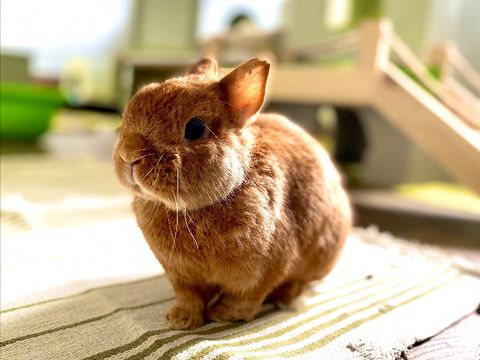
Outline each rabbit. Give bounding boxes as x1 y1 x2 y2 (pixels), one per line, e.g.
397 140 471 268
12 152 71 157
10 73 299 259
113 58 352 330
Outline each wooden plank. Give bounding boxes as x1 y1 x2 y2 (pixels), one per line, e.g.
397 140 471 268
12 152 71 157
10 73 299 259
282 31 358 61
357 19 392 73
374 64 480 194
440 80 480 129
389 34 480 130
269 66 372 106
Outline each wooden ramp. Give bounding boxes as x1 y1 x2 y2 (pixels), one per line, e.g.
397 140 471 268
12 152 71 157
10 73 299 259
270 20 480 194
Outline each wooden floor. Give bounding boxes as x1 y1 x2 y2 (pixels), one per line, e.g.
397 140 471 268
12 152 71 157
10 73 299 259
406 312 480 360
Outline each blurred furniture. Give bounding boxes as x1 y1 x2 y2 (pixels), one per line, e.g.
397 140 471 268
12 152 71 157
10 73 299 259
267 19 480 195
424 42 480 125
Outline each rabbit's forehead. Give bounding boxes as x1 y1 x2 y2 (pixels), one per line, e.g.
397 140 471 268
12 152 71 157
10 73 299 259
123 81 223 140
130 81 219 119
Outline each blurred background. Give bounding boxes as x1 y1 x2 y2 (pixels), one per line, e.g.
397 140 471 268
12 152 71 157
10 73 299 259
1 0 479 257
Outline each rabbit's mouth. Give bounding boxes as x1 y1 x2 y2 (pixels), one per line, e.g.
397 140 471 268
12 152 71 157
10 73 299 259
137 182 188 211
125 160 187 209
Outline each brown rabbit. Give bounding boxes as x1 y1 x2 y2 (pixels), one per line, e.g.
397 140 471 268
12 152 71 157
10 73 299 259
113 58 352 330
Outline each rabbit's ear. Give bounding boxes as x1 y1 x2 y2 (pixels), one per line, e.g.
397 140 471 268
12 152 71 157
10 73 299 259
219 59 270 122
189 58 218 75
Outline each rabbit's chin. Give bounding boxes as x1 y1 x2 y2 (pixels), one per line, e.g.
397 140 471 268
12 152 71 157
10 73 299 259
137 188 189 211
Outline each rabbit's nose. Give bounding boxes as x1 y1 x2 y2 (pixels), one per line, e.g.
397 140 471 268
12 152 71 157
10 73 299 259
117 152 142 185
121 156 141 185
127 162 137 185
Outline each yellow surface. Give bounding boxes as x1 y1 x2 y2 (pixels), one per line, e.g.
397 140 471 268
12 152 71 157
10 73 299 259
395 182 480 215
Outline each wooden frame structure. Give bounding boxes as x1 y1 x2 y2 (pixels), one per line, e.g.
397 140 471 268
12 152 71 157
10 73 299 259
269 20 480 195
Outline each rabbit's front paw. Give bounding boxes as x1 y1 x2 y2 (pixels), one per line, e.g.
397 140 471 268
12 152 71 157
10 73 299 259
166 303 204 330
206 296 261 323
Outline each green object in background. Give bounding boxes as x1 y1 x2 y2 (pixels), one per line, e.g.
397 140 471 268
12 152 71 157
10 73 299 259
350 0 382 26
398 64 441 96
0 82 65 141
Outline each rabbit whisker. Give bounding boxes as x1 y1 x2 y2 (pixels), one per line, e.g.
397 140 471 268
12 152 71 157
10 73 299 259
184 210 199 249
167 211 177 263
142 162 156 179
186 210 199 229
151 154 165 186
169 167 180 262
138 153 155 160
131 147 149 153
175 167 180 234
145 154 164 180
203 122 219 140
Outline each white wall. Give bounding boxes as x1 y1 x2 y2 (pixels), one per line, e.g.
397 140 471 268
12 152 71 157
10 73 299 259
0 0 132 76
426 0 480 71
196 0 285 39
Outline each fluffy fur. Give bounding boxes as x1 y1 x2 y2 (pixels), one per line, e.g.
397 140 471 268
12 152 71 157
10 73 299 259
113 58 352 330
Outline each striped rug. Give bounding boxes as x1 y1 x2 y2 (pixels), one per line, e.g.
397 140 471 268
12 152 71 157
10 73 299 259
1 222 479 360
1 156 479 359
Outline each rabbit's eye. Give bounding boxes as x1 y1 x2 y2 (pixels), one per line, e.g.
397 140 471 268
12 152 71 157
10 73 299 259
184 117 206 141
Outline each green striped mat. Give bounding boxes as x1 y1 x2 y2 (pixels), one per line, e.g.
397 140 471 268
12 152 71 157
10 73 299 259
1 224 479 360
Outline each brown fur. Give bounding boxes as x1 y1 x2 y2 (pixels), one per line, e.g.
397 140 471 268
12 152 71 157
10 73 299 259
113 58 352 329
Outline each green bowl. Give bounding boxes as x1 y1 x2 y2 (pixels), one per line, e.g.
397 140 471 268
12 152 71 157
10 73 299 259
0 82 65 141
